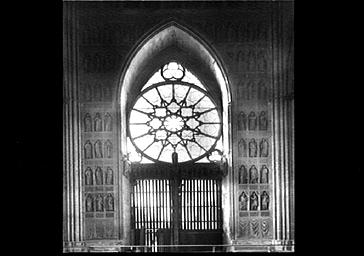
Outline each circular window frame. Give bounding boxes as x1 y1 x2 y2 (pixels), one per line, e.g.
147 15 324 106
127 80 222 164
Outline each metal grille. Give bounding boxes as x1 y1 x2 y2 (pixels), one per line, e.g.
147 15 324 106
131 178 222 251
132 179 171 252
181 179 221 230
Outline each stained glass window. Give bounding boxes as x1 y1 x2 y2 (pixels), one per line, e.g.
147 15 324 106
128 62 222 163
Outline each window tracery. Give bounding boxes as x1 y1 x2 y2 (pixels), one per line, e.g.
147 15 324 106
128 62 222 164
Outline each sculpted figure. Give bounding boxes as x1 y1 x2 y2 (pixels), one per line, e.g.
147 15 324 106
246 80 255 100
94 140 103 158
248 111 257 130
94 113 102 132
94 83 102 102
104 113 112 131
260 165 269 184
258 80 268 101
239 165 248 184
105 167 113 185
85 167 93 185
86 194 93 212
249 165 259 184
247 49 255 71
249 138 257 157
238 139 247 157
239 191 248 211
84 113 92 132
257 50 268 72
104 140 112 158
261 191 270 210
259 139 269 157
105 194 114 211
250 191 259 211
95 167 103 185
238 111 247 131
95 194 104 212
259 111 268 130
84 140 93 159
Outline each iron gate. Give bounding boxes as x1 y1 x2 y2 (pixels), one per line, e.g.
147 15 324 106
130 163 223 252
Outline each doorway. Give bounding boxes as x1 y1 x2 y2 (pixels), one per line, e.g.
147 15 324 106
130 162 223 252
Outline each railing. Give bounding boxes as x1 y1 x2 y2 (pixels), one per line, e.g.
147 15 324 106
76 243 295 253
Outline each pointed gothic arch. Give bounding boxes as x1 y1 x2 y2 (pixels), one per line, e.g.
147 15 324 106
117 21 231 159
116 21 233 245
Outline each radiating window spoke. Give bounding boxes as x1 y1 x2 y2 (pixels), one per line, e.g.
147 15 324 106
128 62 221 163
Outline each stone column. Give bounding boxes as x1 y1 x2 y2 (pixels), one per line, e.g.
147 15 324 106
271 1 294 251
63 2 84 252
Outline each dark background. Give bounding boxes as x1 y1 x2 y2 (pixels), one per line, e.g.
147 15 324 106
7 1 360 255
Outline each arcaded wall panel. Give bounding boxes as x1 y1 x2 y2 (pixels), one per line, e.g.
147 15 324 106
63 1 293 251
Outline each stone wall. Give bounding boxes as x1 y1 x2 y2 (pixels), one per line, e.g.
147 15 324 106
63 1 294 251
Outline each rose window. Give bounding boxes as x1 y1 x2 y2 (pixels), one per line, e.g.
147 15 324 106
128 62 222 163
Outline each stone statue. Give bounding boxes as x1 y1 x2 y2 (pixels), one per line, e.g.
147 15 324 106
247 49 255 71
238 111 247 131
104 140 112 158
246 80 255 100
105 194 114 211
104 113 112 131
86 194 93 212
257 50 268 72
248 111 257 130
94 83 102 102
249 165 259 184
250 191 259 211
239 165 248 184
84 140 93 159
249 138 257 157
85 167 93 185
259 111 268 130
258 79 268 100
95 194 104 212
260 165 269 183
95 167 103 185
259 139 269 157
84 113 92 132
83 83 92 102
105 167 113 185
239 191 248 211
94 113 102 132
94 140 103 158
238 139 247 157
261 191 270 210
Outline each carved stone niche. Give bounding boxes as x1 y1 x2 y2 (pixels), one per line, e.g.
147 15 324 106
94 140 103 159
84 113 92 132
84 167 93 185
248 111 257 131
237 111 247 131
94 113 103 132
239 191 248 211
95 167 103 185
250 191 259 211
261 191 270 211
257 79 268 101
248 138 257 158
258 111 268 131
104 140 113 158
259 138 269 157
249 165 259 184
84 140 93 159
238 138 247 157
260 165 269 184
105 167 113 185
238 165 248 184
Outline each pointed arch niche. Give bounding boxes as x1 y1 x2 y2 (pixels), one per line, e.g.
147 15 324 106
117 21 233 244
